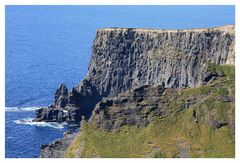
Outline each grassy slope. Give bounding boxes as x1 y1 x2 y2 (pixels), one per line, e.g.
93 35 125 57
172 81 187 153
65 65 235 158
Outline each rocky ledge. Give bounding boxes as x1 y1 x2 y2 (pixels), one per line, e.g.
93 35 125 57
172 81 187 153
90 75 234 131
65 62 235 157
40 131 77 158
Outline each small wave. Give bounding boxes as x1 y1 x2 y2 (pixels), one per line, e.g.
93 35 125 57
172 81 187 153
5 106 41 112
6 136 13 139
14 118 67 129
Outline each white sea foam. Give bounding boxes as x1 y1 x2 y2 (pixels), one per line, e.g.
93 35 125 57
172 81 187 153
14 118 67 129
5 106 41 112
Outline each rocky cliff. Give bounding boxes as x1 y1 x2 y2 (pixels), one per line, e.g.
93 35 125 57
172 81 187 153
38 25 235 157
35 25 235 127
85 25 234 97
66 64 235 157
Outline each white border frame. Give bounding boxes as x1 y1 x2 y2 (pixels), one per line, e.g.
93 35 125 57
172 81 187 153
0 0 238 162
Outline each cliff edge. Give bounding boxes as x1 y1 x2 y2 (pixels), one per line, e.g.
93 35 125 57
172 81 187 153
38 25 235 158
36 25 234 125
86 25 234 96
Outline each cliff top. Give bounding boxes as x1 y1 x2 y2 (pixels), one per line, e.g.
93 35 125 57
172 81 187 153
97 24 235 34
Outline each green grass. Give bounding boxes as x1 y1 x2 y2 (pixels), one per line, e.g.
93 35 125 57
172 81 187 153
208 63 235 80
65 65 235 158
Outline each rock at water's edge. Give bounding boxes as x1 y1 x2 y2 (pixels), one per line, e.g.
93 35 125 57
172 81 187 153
40 131 76 158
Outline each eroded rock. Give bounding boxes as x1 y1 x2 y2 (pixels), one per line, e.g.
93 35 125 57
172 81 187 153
40 131 76 158
55 84 68 108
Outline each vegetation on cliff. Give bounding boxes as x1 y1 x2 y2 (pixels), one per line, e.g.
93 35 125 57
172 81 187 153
65 64 235 158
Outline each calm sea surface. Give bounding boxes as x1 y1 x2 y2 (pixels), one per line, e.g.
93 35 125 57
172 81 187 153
5 5 235 158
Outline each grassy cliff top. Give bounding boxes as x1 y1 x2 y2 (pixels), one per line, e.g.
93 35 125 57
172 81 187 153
97 25 234 34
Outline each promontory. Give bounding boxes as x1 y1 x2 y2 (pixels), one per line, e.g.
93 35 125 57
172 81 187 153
36 25 235 158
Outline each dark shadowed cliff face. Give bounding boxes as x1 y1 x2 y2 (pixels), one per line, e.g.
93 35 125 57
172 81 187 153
85 25 234 97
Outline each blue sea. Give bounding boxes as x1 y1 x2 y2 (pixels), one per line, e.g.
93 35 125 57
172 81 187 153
5 5 235 158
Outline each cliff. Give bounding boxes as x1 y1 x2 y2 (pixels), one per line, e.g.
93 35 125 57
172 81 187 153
36 25 235 125
66 65 235 157
85 25 234 97
38 25 235 157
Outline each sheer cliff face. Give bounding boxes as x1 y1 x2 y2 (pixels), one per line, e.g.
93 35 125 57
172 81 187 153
65 25 235 158
84 25 234 97
35 25 235 126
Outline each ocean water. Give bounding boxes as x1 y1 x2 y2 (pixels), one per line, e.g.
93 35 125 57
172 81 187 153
5 5 235 158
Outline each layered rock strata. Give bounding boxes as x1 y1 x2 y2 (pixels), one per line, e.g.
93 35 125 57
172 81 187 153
35 25 235 125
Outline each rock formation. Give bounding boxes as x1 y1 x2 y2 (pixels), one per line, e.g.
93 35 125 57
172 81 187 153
90 84 169 130
54 84 68 108
40 131 76 158
86 25 234 96
36 25 235 158
66 63 235 157
89 75 234 131
35 25 235 126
